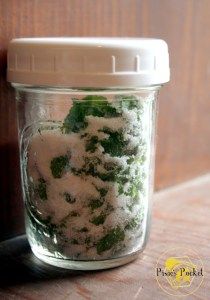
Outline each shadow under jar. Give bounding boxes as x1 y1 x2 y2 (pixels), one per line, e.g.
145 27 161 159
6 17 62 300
7 38 170 270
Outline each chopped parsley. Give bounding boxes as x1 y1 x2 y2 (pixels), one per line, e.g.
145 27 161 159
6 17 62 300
88 198 104 211
96 227 125 254
100 129 128 157
64 192 76 204
50 155 69 178
86 135 99 153
125 216 140 230
115 94 142 111
70 211 80 217
62 95 120 133
37 178 47 200
79 227 89 233
97 187 108 197
90 213 106 225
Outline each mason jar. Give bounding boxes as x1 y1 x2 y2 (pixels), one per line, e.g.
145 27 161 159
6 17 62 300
7 38 170 270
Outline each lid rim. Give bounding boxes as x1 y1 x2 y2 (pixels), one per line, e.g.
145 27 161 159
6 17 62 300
7 37 170 87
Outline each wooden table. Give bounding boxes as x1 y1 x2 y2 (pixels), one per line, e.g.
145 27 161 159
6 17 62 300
0 174 209 300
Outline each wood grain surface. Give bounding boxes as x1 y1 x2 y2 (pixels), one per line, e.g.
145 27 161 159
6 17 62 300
0 174 209 300
0 0 210 239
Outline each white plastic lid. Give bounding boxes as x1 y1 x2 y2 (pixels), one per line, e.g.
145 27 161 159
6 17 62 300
7 37 170 88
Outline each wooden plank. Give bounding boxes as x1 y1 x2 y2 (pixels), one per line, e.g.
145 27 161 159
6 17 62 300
0 174 209 299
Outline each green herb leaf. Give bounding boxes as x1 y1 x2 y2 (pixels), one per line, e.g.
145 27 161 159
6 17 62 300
100 129 128 157
85 236 91 245
115 94 140 110
125 217 140 230
37 178 47 200
97 171 117 181
88 199 104 210
97 227 125 254
50 155 69 178
62 96 120 133
70 211 80 217
97 187 108 197
63 102 88 133
64 192 76 204
79 227 89 232
90 213 106 225
71 239 79 245
82 95 120 118
125 178 142 198
86 135 99 153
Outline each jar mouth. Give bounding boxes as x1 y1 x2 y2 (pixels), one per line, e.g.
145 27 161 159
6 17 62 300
12 83 162 94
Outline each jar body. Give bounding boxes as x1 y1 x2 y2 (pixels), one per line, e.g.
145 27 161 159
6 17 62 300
15 86 159 270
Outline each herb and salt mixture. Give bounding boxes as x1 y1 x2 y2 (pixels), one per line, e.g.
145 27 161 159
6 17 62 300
25 94 153 260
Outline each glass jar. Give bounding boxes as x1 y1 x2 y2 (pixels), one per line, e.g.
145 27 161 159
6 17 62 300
7 38 170 270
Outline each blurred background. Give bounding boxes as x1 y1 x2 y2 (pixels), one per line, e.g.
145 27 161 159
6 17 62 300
0 0 210 241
